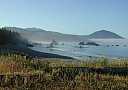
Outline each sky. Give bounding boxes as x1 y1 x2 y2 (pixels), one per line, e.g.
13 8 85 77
0 0 128 37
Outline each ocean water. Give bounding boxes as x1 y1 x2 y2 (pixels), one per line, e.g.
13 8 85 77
30 39 128 59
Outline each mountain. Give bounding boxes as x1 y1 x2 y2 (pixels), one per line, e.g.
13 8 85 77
6 27 88 42
5 27 124 42
88 30 123 39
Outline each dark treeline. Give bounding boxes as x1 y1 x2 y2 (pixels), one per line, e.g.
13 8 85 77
0 27 29 46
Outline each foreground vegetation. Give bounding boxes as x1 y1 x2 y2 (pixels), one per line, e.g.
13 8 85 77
0 53 128 90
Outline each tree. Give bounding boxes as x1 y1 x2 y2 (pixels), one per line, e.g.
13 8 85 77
0 27 29 46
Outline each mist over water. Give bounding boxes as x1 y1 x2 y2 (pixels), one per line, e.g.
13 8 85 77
31 39 128 59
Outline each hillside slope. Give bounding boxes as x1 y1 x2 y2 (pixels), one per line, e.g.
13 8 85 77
6 27 124 42
88 30 123 39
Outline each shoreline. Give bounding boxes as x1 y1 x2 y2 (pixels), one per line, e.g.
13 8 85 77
0 45 128 61
0 45 74 59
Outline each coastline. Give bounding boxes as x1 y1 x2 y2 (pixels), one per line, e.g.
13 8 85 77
0 45 74 59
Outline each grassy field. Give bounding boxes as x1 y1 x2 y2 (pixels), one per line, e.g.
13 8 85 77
0 53 128 90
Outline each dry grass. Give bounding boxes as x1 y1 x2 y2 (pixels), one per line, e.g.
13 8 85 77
0 54 128 90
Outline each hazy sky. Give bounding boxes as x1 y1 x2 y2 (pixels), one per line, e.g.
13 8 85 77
0 0 128 37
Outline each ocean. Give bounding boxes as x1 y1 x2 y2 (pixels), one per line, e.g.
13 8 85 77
30 39 128 59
